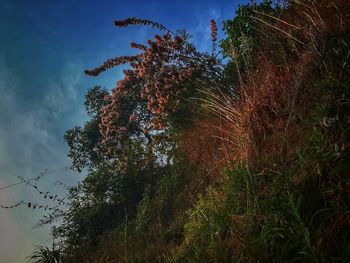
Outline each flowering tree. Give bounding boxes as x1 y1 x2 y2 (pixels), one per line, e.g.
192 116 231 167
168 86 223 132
85 18 223 157
46 18 223 258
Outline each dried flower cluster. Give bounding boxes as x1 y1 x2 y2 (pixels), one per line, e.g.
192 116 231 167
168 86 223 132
114 17 173 34
135 33 199 117
85 55 141 76
210 19 218 55
130 42 147 51
99 83 133 155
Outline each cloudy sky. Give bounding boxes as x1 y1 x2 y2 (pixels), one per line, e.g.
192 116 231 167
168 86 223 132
0 0 247 262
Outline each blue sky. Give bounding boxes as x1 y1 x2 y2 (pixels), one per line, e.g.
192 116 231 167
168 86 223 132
0 0 248 262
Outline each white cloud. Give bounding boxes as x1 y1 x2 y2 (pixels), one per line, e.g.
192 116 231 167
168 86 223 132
42 61 82 119
0 57 82 263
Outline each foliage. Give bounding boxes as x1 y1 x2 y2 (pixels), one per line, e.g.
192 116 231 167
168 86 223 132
220 0 274 62
27 245 61 263
64 86 109 172
27 0 350 262
52 141 164 248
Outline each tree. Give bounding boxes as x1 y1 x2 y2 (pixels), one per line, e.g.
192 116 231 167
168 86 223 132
64 86 109 172
49 17 225 260
84 20 223 157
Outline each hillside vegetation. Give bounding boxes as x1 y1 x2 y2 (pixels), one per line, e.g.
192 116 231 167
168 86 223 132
30 0 350 262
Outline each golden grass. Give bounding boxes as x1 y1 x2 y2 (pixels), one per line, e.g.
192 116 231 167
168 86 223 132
192 0 350 173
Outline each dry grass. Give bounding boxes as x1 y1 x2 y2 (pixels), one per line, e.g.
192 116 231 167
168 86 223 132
198 0 350 170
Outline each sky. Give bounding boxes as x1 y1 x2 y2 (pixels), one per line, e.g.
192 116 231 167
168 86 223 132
0 0 248 262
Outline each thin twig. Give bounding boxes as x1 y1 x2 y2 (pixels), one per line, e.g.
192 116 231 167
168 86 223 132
253 9 301 29
253 16 309 48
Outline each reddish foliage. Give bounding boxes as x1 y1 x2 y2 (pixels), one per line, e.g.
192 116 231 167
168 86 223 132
86 19 222 156
210 19 217 54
